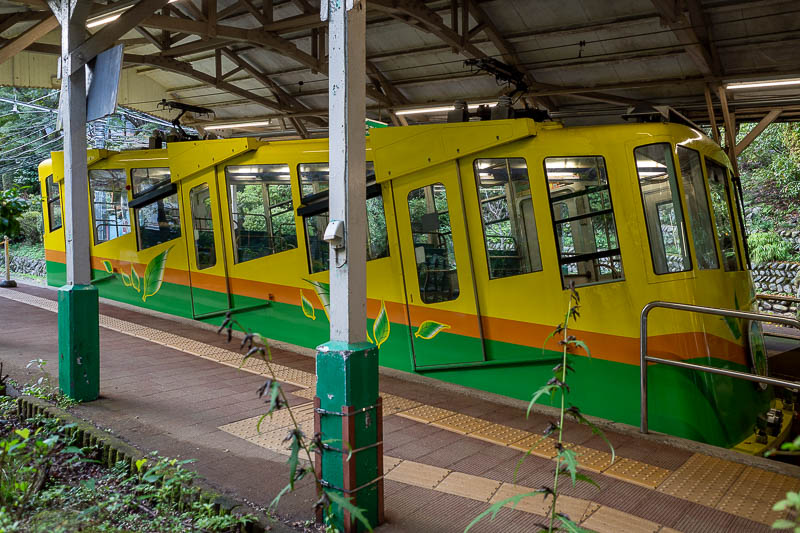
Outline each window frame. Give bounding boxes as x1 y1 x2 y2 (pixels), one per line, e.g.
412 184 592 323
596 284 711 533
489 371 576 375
543 154 625 289
224 163 298 264
129 167 181 251
88 167 131 245
704 157 743 271
633 142 693 275
676 145 719 271
189 182 216 270
45 175 61 232
472 157 543 280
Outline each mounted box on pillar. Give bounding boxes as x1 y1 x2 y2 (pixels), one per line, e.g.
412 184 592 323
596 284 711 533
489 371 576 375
316 0 383 530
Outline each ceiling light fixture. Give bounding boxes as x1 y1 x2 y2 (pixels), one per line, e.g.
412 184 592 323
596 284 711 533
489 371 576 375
396 102 498 116
726 78 800 90
203 120 272 130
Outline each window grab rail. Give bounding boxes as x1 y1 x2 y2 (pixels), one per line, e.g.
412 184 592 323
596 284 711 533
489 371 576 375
640 300 800 434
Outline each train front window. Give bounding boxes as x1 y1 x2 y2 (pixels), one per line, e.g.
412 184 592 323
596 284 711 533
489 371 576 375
408 183 460 303
225 164 297 264
677 147 718 270
544 156 624 288
135 194 181 250
190 184 215 269
45 175 61 232
298 162 388 274
706 159 741 271
474 158 542 279
634 144 692 274
88 169 130 244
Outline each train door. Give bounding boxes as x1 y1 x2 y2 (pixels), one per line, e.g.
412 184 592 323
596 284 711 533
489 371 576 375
180 169 231 318
391 162 486 368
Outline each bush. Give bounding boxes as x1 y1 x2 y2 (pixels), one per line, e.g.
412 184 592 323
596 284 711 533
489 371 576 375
748 231 795 265
18 209 43 245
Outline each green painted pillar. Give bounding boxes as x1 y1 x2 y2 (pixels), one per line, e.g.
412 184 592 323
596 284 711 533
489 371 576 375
316 341 381 532
58 284 99 401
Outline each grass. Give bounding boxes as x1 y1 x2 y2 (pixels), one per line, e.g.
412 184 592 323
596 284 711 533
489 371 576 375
7 242 44 260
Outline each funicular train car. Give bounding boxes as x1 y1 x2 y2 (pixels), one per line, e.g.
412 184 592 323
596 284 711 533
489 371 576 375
39 117 786 451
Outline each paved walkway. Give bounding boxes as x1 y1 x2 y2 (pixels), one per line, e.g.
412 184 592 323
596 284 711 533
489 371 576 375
1 283 799 532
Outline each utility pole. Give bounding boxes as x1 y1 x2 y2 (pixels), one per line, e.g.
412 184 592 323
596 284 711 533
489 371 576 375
316 0 383 531
53 0 99 401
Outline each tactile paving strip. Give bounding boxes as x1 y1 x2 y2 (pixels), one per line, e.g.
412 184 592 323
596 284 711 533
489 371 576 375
431 413 492 435
396 405 456 424
716 466 800 524
657 453 744 506
567 445 615 473
272 367 316 388
580 505 660 533
291 387 317 401
470 424 532 446
219 416 265 440
509 435 562 459
381 394 422 416
603 457 671 489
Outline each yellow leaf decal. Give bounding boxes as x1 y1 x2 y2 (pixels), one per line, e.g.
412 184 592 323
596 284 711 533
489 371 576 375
372 300 390 349
414 320 450 340
300 290 316 320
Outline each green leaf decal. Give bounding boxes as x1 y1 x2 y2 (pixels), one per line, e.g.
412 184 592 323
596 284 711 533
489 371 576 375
723 315 742 340
373 300 390 348
131 266 141 293
102 260 113 273
142 247 172 302
304 279 330 320
414 320 450 340
300 290 316 320
120 271 132 287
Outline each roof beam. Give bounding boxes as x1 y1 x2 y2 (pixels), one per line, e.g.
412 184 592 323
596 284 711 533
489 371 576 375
735 108 781 156
650 0 720 79
0 14 58 66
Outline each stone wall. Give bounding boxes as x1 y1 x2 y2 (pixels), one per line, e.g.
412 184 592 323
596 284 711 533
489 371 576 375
0 255 46 278
751 260 800 317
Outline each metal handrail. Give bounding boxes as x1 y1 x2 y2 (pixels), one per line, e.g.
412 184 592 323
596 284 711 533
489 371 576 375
640 300 800 434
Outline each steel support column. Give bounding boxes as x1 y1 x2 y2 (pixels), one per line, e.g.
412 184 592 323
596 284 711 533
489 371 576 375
315 1 381 531
54 0 99 402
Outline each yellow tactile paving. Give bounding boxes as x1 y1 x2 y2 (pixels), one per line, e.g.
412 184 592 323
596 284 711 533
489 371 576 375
396 404 456 424
470 424 532 446
381 394 422 416
384 456 403 475
580 505 660 533
291 387 317 401
431 413 492 435
715 466 800 525
508 435 561 459
657 453 745 506
436 472 502 502
218 416 264 440
272 367 317 388
248 428 295 455
566 445 615 473
603 457 671 489
384 460 450 489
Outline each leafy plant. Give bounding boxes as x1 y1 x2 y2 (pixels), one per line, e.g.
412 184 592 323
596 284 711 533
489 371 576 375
749 232 796 266
0 188 30 239
466 284 612 532
218 313 373 532
770 436 800 531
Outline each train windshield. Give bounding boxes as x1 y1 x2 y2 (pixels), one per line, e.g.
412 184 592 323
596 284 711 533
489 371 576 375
705 159 741 271
635 143 692 274
544 156 624 288
677 146 718 270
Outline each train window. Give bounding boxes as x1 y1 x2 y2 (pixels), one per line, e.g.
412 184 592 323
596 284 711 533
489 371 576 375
225 164 297 263
45 175 61 232
706 159 741 271
677 147 718 270
474 158 542 279
131 168 170 197
135 193 181 250
298 163 388 273
634 144 692 274
544 156 624 288
298 162 376 200
189 183 215 269
88 169 130 244
408 183 460 303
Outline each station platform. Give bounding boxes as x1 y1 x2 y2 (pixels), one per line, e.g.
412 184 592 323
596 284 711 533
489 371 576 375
1 283 799 532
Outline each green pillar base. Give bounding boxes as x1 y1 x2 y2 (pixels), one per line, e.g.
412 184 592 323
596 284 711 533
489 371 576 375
58 284 99 402
316 341 381 532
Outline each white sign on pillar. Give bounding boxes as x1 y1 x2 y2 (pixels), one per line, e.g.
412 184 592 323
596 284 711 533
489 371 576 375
323 0 367 344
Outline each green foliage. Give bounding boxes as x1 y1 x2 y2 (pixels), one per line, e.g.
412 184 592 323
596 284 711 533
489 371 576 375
0 188 29 238
17 208 43 245
9 242 44 260
770 436 800 531
748 231 797 265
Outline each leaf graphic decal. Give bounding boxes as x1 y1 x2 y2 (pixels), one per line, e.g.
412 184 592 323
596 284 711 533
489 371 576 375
414 320 450 340
304 279 330 320
120 271 132 287
141 247 172 302
102 260 113 273
723 315 742 340
131 266 141 293
373 300 390 348
300 290 316 320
